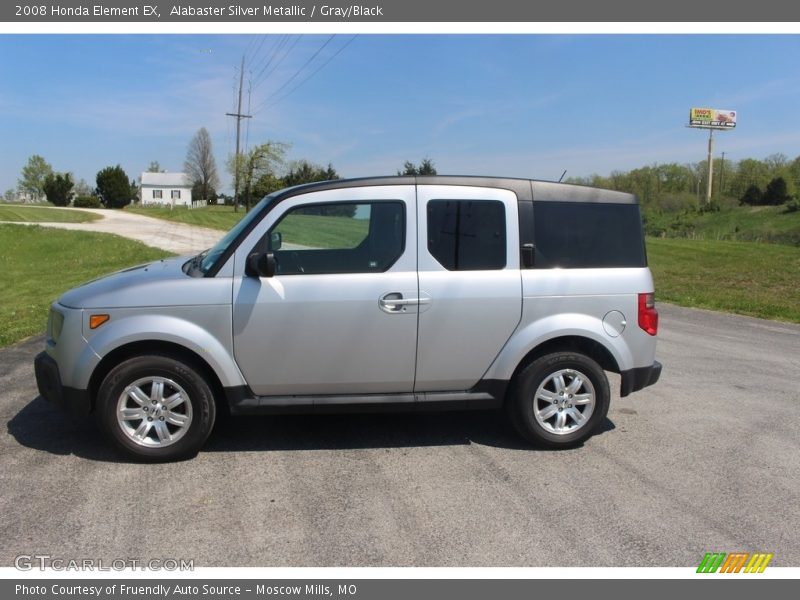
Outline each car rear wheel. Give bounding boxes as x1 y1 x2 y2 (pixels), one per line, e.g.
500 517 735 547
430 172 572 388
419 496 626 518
507 352 610 448
96 355 216 462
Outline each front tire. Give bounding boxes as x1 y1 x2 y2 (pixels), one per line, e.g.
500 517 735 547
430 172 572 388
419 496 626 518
507 352 610 449
96 355 216 462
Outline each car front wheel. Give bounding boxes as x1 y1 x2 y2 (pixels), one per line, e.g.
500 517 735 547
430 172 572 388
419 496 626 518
96 355 216 462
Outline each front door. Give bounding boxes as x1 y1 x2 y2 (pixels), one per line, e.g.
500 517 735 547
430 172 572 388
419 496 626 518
231 185 418 397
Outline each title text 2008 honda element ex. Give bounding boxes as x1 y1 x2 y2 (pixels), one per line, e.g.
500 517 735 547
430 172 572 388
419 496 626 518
35 176 661 461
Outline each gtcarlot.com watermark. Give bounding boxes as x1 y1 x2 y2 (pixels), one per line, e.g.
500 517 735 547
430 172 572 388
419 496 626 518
15 554 194 571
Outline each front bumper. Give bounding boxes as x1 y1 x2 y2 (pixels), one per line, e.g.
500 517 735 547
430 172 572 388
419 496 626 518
619 361 662 397
34 351 92 416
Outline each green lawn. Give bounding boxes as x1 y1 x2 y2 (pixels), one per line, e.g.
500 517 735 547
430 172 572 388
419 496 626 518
645 204 800 245
648 237 800 323
127 204 370 247
126 204 244 231
0 204 101 223
275 214 369 248
0 225 174 347
3 218 797 350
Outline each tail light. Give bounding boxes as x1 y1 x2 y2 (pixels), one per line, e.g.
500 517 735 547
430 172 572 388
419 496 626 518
638 292 658 336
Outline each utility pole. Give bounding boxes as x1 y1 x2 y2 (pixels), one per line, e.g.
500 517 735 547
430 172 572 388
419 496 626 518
226 55 251 213
705 128 714 206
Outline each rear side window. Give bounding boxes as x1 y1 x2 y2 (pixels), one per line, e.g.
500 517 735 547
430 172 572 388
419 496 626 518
532 201 646 268
427 200 506 270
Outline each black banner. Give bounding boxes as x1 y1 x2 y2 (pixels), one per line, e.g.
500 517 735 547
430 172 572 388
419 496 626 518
3 0 800 22
4 579 797 600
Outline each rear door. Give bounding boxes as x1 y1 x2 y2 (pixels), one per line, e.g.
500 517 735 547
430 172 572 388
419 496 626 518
415 185 522 391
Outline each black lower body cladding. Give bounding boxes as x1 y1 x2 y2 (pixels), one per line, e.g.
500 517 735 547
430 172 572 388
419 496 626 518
620 361 662 397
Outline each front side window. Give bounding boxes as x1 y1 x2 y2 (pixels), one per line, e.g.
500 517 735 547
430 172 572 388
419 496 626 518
427 199 506 270
267 201 405 275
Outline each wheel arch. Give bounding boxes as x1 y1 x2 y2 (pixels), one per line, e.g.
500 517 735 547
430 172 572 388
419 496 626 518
500 335 621 408
87 340 227 416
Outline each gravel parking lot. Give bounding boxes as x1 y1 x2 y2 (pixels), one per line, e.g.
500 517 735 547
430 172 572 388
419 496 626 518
1 303 798 567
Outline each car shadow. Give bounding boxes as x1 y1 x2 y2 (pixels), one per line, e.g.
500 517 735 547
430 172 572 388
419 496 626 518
7 396 616 462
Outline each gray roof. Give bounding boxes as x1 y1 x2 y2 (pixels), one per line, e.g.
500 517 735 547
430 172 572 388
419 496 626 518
140 172 191 187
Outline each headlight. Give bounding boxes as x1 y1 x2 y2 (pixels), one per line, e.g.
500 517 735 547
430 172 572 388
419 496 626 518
49 308 64 344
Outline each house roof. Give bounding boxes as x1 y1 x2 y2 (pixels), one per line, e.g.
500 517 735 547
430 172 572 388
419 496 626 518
141 172 191 187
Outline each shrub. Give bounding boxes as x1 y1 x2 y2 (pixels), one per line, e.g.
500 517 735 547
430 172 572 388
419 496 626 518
786 199 799 213
73 195 102 208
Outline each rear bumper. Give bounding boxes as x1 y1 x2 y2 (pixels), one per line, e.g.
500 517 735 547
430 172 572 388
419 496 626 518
620 361 662 397
34 351 92 416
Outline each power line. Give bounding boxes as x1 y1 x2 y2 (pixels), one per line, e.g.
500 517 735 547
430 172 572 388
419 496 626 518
258 35 358 112
251 35 299 91
248 35 284 81
253 35 336 111
245 35 267 69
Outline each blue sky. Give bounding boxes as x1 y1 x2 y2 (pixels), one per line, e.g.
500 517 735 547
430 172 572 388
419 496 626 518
2 34 800 194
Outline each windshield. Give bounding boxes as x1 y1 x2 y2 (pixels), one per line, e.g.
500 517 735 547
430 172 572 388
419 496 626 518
198 194 278 275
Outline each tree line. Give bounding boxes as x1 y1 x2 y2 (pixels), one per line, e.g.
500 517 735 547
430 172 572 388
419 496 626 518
566 153 800 211
10 124 439 211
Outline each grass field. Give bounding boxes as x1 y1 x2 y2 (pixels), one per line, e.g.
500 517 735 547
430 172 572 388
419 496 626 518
275 213 369 248
2 209 798 349
128 204 370 247
126 204 242 230
645 204 800 245
0 225 173 347
647 237 800 323
0 204 101 223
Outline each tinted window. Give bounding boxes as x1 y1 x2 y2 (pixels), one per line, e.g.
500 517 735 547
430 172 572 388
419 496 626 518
267 201 404 275
427 200 506 270
532 201 646 268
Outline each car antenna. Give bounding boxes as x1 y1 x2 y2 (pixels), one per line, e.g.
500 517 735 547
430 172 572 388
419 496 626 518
558 170 567 182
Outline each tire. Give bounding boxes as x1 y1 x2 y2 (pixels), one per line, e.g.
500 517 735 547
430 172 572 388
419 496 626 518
95 355 216 462
507 352 610 449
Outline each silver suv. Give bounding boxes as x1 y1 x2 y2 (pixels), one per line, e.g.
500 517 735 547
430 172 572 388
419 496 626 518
35 176 661 461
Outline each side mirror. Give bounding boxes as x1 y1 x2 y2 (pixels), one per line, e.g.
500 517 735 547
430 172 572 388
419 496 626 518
246 252 276 278
270 231 282 251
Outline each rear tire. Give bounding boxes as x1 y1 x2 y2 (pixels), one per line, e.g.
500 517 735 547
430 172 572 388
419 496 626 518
96 355 216 462
507 352 610 449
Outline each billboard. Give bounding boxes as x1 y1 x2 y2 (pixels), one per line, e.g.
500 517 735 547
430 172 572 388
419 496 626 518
690 107 737 129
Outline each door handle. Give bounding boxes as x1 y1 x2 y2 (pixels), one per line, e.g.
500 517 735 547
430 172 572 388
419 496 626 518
380 292 419 313
381 298 417 306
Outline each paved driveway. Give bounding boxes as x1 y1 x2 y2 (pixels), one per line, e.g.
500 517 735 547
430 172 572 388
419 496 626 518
1 304 798 567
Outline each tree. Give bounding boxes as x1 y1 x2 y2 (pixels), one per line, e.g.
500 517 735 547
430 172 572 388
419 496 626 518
192 180 217 205
42 172 74 207
147 161 163 173
96 165 134 209
17 155 53 202
252 173 284 200
73 178 93 197
398 157 437 176
283 160 339 187
185 127 220 202
740 184 764 206
729 158 770 200
227 142 287 211
763 177 791 206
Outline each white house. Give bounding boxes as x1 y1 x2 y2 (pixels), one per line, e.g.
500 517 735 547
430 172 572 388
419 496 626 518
140 172 193 207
